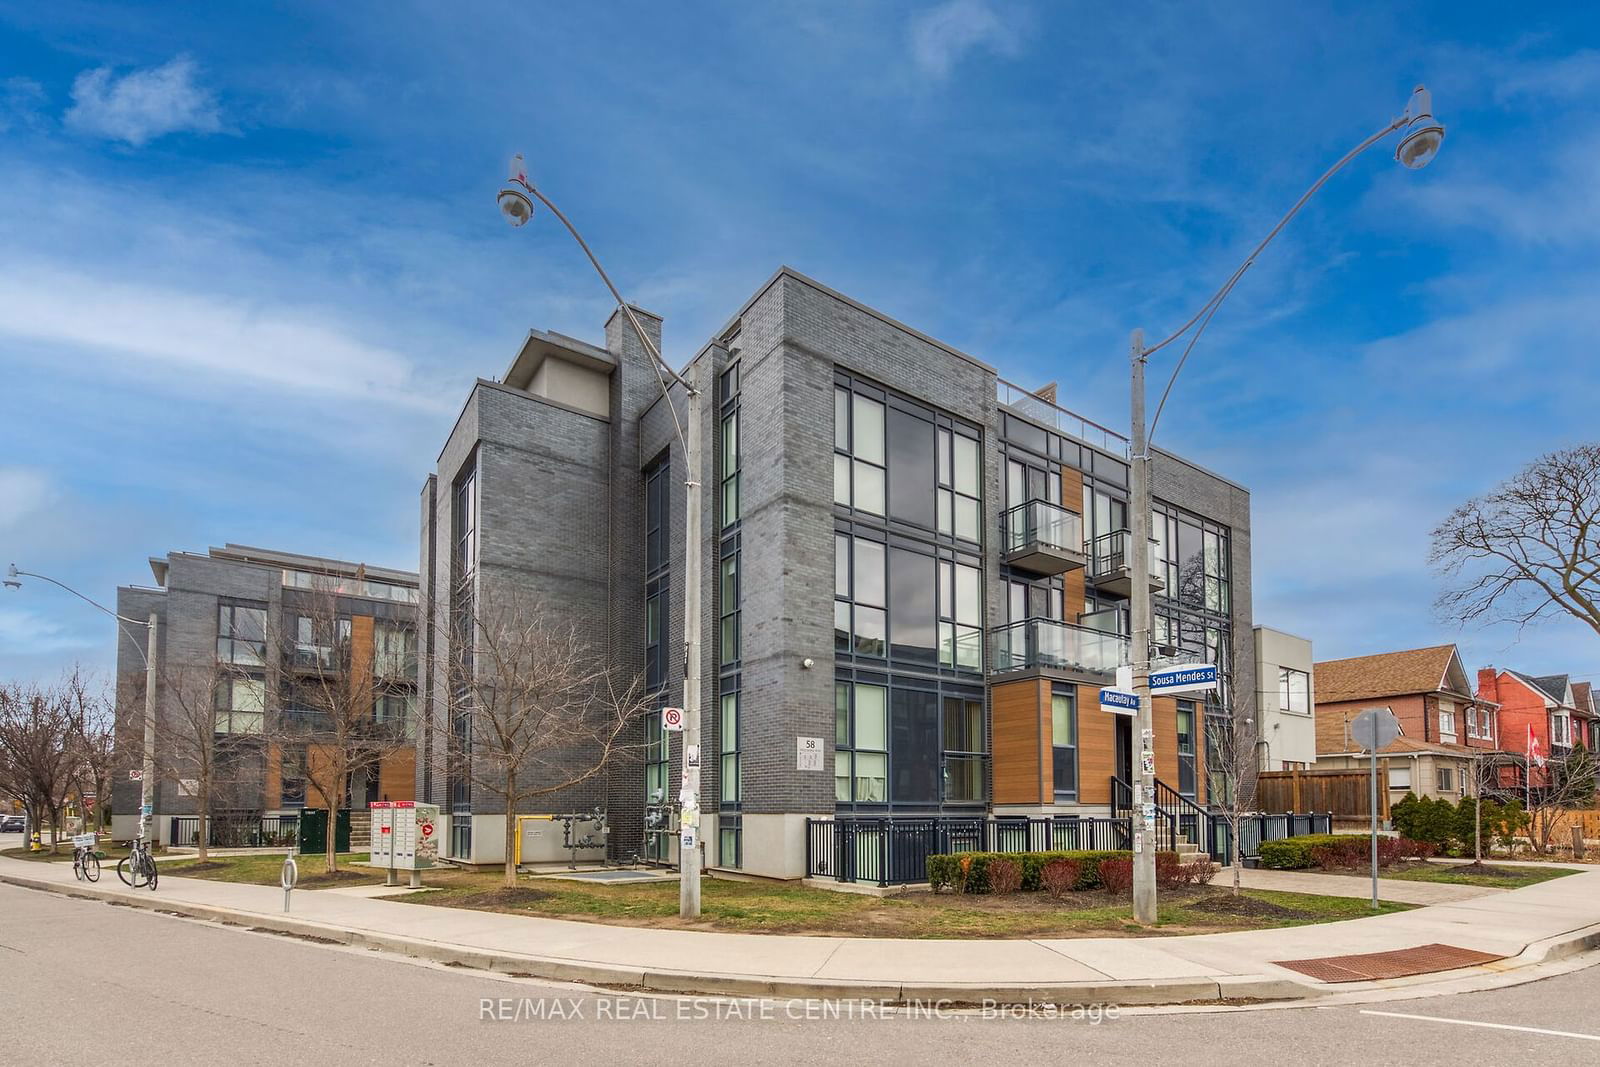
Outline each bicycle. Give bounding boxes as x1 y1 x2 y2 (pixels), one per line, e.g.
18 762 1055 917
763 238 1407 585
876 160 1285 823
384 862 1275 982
116 836 158 890
72 835 100 883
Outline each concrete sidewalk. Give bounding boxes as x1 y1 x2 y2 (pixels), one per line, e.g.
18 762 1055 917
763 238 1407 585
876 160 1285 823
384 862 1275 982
5 854 1598 1007
1227 866 1500 905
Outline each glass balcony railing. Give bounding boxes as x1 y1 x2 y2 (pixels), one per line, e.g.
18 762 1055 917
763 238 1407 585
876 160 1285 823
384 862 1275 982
1088 530 1163 585
990 617 1129 676
1002 500 1084 557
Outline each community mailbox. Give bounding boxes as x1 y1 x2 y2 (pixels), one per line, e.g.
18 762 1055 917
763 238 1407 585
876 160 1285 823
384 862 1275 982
370 802 440 871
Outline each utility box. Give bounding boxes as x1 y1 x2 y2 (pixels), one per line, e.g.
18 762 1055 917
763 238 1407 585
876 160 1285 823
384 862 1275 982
297 808 351 855
370 802 440 870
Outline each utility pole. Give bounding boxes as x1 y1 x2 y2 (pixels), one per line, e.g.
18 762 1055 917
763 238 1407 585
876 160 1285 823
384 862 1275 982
679 360 703 918
1128 327 1156 924
136 612 159 843
496 162 705 916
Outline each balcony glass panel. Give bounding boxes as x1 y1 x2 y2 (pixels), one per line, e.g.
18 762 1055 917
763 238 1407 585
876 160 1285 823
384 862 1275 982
989 618 1129 675
1003 500 1083 555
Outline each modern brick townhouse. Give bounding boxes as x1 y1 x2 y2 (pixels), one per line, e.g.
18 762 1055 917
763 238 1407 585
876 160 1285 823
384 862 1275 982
112 544 419 845
416 267 1254 879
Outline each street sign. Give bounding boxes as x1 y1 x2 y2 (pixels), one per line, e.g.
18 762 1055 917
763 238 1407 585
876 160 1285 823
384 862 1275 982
127 769 143 782
662 706 685 732
1099 688 1140 715
1351 707 1401 753
796 736 824 771
1150 663 1218 694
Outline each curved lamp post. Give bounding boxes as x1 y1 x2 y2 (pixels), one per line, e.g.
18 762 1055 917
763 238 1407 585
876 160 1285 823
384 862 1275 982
1126 87 1444 924
6 564 161 844
497 157 707 917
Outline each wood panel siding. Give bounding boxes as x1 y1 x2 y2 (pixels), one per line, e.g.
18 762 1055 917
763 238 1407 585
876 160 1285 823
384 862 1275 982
1076 683 1116 804
378 748 416 803
264 742 282 808
992 678 1049 804
1061 467 1086 620
1153 696 1179 786
350 614 375 688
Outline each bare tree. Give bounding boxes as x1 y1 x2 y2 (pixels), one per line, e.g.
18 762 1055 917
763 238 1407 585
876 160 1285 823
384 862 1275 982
145 659 263 863
1432 443 1600 636
0 682 74 850
62 669 119 837
275 575 408 875
1202 658 1258 894
446 577 652 888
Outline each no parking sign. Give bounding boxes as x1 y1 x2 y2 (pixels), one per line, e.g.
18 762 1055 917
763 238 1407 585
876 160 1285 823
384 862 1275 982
662 706 684 732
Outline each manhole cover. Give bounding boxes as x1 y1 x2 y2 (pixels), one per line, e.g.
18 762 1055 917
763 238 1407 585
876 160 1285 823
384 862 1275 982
1274 943 1505 983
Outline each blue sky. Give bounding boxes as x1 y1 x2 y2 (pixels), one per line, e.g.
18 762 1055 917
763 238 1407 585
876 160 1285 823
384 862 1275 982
3 1 1600 688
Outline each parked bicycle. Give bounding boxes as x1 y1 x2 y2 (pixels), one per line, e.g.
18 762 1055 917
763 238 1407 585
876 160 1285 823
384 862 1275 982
116 836 158 890
71 833 100 883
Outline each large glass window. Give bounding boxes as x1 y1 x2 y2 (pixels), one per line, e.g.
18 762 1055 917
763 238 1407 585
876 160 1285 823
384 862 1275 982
888 407 935 528
1278 667 1310 714
719 553 740 666
215 675 265 734
374 621 415 678
645 593 665 690
217 602 267 666
937 427 981 541
834 387 886 515
720 692 740 804
834 535 886 658
942 695 986 803
937 560 983 671
645 461 668 575
1177 701 1197 797
720 409 740 528
1051 690 1077 798
890 687 940 803
889 547 936 663
834 682 888 803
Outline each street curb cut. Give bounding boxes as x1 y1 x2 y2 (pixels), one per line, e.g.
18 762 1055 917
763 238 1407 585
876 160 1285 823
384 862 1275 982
11 870 1584 1006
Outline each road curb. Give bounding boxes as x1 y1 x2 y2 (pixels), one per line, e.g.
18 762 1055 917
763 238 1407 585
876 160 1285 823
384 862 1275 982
8 869 1587 1007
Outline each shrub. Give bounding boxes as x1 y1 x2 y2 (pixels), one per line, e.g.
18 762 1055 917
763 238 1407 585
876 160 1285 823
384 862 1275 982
1181 859 1220 886
926 849 1169 893
1040 858 1082 900
1259 834 1357 870
987 858 1022 896
1098 857 1134 895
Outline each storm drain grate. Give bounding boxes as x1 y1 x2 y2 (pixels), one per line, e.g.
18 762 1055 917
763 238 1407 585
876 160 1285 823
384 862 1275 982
1273 943 1505 983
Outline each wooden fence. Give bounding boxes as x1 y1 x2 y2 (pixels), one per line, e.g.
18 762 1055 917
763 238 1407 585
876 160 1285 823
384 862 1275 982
1257 767 1391 820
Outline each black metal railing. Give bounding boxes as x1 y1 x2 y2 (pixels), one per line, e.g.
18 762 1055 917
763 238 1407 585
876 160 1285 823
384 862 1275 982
169 813 299 849
1113 775 1330 862
805 815 1132 886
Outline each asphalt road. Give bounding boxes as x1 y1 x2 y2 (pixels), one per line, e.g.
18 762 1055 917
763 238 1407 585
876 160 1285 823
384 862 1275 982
1 880 1598 1066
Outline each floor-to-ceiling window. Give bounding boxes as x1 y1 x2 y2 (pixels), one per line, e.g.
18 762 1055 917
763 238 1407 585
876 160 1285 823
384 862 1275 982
833 371 987 813
716 362 742 867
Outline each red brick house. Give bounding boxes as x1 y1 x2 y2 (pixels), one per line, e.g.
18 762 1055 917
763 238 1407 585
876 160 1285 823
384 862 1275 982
1475 669 1586 789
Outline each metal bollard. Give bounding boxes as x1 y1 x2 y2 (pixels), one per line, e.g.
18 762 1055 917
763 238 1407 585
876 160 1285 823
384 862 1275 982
281 853 298 913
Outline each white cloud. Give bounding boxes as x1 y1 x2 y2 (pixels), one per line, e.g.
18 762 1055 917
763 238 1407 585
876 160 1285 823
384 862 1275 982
908 0 1021 79
0 259 447 413
65 55 222 146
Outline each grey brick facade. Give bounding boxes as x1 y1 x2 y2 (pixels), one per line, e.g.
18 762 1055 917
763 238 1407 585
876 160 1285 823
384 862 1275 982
420 266 1253 878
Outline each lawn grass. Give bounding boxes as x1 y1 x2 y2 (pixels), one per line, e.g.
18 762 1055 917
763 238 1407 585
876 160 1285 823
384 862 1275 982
114 850 1413 938
1382 861 1578 889
387 876 1413 939
2 843 148 863
160 852 385 888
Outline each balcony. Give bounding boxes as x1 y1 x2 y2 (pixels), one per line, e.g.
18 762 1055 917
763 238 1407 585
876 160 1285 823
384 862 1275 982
1087 530 1165 598
990 617 1129 679
1001 500 1086 576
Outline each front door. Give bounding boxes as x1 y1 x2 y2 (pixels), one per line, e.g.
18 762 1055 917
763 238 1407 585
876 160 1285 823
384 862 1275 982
1115 716 1133 790
1176 702 1197 798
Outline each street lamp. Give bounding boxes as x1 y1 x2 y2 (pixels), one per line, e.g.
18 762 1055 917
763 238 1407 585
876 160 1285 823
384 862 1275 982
496 155 708 917
1125 85 1444 924
6 564 162 844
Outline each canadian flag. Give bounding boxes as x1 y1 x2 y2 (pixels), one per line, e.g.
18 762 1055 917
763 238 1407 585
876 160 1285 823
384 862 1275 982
1527 724 1546 769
